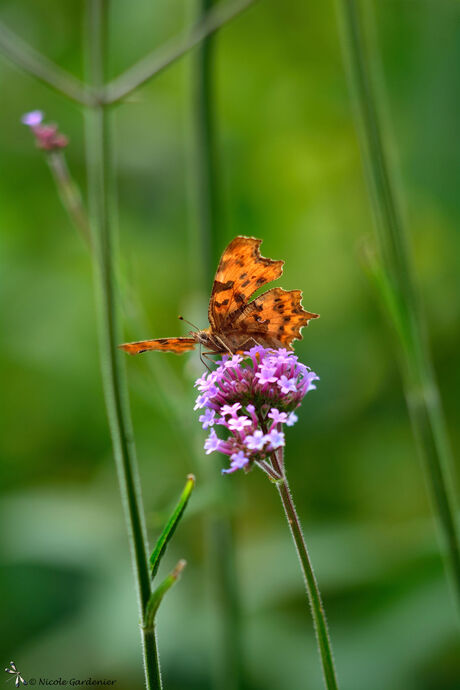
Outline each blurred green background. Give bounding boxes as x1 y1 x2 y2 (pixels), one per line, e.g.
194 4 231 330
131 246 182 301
1 0 459 688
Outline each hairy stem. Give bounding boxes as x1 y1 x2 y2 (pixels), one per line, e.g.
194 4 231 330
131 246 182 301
84 1 161 686
270 452 339 690
337 0 460 607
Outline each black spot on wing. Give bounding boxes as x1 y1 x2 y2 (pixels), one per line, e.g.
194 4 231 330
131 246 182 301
214 280 235 293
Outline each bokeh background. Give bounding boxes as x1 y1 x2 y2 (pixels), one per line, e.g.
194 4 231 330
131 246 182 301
1 1 459 688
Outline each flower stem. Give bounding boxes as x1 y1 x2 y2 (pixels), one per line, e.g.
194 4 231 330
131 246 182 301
84 1 161 687
193 4 244 686
47 152 93 248
194 0 222 275
270 452 338 690
337 0 460 608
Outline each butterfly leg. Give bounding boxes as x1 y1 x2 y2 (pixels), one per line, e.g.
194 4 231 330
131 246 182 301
237 336 264 352
198 344 212 372
212 334 233 356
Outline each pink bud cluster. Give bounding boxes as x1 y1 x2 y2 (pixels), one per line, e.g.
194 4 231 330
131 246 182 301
22 111 68 151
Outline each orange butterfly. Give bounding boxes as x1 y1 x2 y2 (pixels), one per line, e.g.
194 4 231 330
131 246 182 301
120 236 319 356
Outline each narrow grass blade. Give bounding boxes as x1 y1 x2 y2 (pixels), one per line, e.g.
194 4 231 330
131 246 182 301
337 0 460 608
150 474 195 580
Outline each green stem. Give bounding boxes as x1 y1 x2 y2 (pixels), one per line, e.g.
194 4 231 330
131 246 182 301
0 21 93 106
195 0 221 275
193 3 244 687
104 0 258 105
84 1 161 687
337 0 460 607
47 152 93 247
270 452 338 690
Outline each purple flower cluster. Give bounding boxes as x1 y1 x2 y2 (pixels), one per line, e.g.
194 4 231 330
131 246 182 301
194 346 318 474
22 111 68 151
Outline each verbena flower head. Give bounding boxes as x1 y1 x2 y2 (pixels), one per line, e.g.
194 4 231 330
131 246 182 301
21 110 68 151
194 347 318 474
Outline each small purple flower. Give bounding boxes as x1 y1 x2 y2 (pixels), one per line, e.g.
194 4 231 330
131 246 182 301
255 365 278 385
274 348 295 364
222 451 250 474
195 371 216 392
268 408 288 425
224 354 243 368
286 411 298 427
278 375 298 395
199 408 216 430
248 344 267 358
304 371 319 392
245 430 267 451
265 429 285 450
194 394 208 411
194 347 318 474
246 403 258 425
221 403 242 417
227 416 252 432
21 110 44 127
204 429 221 455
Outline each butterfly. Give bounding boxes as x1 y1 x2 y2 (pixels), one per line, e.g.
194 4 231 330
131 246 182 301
120 235 319 357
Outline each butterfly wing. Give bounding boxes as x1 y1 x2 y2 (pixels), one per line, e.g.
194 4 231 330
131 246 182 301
119 337 196 355
233 287 319 349
208 236 284 331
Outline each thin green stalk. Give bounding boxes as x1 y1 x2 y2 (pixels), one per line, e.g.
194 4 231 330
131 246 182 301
270 452 338 690
104 0 258 105
193 3 244 688
195 0 222 274
47 152 93 247
337 0 460 606
0 21 93 106
84 1 161 687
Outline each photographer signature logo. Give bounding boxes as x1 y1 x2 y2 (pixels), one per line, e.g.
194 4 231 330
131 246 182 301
4 662 27 687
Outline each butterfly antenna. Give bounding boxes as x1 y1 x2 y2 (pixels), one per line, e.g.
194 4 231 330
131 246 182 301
178 315 200 331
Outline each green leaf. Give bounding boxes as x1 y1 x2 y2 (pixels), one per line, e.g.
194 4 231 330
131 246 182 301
149 474 195 580
144 560 187 630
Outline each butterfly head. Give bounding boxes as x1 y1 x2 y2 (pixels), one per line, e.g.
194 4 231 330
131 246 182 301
191 328 211 345
189 328 225 354
178 316 217 350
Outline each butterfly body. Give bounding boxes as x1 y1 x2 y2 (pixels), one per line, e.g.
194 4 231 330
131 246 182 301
120 236 319 356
